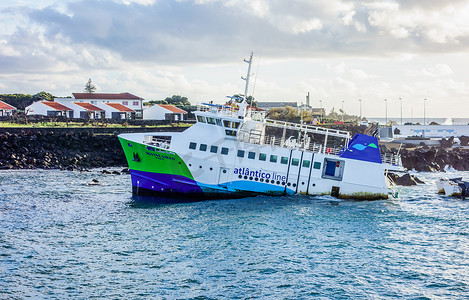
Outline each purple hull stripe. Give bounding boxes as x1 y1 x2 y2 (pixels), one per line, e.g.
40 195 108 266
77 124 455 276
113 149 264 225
131 170 203 195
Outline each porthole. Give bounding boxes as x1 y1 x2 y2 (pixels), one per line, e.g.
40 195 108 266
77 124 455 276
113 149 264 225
260 178 264 182
293 183 297 187
271 180 275 184
276 181 280 185
199 166 202 168
301 182 305 185
244 175 248 179
287 182 291 186
210 167 213 170
281 182 285 185
189 164 192 167
223 170 227 173
255 178 259 181
238 175 242 179
249 176 253 180
312 183 316 187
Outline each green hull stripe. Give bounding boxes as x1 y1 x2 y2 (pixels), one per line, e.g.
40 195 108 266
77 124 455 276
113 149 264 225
118 137 194 180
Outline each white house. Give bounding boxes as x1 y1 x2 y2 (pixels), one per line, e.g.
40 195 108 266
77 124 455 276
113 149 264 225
97 102 135 119
55 101 105 119
56 92 144 119
143 104 188 121
26 101 73 117
0 101 17 117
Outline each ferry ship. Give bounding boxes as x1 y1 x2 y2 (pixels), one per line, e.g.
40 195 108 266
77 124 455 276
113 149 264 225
118 54 399 201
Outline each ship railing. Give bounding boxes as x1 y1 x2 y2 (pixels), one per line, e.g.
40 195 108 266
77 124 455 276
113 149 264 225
262 134 344 155
143 136 171 149
381 153 402 166
264 118 350 139
196 103 240 118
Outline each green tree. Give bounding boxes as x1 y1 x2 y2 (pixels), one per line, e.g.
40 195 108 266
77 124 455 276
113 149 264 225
84 78 96 93
32 91 54 101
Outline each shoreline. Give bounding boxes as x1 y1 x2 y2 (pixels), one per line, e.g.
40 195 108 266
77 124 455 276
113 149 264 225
1 126 468 173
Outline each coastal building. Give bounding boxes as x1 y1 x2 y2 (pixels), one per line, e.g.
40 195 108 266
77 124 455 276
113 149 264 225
55 101 105 119
25 101 73 117
99 102 135 119
0 101 17 117
391 125 469 139
143 104 188 121
55 92 144 119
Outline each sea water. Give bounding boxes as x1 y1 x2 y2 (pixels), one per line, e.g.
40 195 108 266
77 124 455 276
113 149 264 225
0 169 468 299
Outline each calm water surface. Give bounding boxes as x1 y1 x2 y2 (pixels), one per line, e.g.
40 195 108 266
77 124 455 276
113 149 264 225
1 169 468 299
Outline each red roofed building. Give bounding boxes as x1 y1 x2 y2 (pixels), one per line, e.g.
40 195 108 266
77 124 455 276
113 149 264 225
0 100 17 117
101 103 135 119
143 104 188 121
55 92 144 119
26 101 73 117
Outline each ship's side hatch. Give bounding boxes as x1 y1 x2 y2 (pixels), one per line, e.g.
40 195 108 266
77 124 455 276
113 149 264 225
218 167 230 187
322 158 345 181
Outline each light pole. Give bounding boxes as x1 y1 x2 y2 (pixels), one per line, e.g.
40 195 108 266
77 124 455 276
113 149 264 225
424 98 427 126
399 97 403 125
359 99 362 121
423 98 427 138
384 98 388 126
319 100 323 121
341 100 344 122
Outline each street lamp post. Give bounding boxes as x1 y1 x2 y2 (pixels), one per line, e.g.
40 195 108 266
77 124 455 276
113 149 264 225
384 98 388 126
399 97 403 125
424 98 427 126
319 100 323 121
359 99 362 121
341 100 344 122
423 98 427 138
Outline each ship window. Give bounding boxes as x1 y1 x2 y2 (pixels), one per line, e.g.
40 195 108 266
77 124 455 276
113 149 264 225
197 115 206 123
313 162 321 169
189 142 197 150
232 122 240 129
206 117 216 125
223 120 231 127
221 147 229 155
281 157 288 164
259 153 267 161
270 155 278 163
215 118 222 126
291 158 300 166
210 145 218 153
225 129 237 137
200 144 207 151
302 160 311 168
248 152 255 159
237 150 245 157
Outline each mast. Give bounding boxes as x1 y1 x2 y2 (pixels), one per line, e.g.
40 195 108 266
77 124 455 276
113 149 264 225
241 52 253 103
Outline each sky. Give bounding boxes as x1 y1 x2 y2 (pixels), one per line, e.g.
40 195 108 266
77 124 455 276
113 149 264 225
1 0 469 119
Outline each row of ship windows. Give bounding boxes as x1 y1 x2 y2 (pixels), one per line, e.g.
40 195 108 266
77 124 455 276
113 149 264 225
189 142 321 169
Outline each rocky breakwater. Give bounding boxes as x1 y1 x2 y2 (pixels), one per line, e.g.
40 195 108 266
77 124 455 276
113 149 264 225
400 147 469 172
0 129 126 170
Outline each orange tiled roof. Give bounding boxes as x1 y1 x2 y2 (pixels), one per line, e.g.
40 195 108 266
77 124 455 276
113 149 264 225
0 101 16 110
41 101 73 111
158 104 187 114
105 103 134 112
73 93 142 100
73 102 104 111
